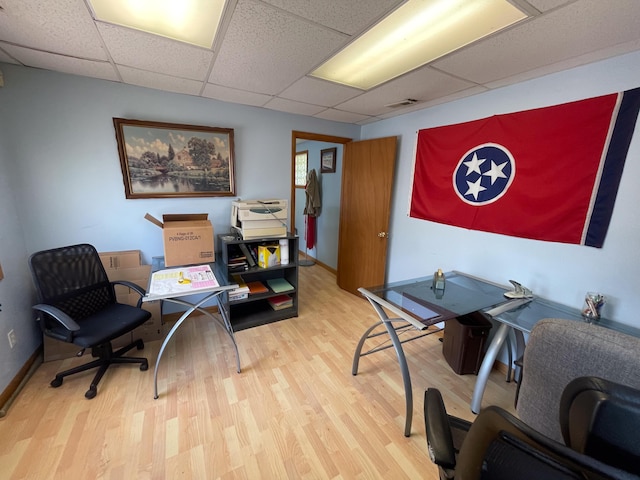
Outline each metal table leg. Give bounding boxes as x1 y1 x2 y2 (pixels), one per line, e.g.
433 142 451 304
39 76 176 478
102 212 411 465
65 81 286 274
353 297 415 437
470 322 511 413
153 291 240 399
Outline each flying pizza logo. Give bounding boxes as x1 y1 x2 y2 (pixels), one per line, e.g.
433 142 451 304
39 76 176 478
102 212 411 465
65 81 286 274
453 143 515 206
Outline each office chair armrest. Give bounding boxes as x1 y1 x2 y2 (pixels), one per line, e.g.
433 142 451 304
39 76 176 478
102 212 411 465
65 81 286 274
32 303 80 336
111 280 147 307
424 388 458 469
111 280 146 297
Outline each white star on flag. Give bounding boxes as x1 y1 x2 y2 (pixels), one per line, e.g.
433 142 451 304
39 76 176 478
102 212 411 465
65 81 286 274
463 152 485 175
465 178 486 200
483 160 508 184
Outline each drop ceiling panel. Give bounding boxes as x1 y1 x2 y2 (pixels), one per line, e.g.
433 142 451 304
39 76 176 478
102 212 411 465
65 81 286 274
208 0 348 95
1 0 640 125
0 44 119 82
313 108 373 124
0 47 19 64
118 66 204 96
432 0 640 84
336 66 477 116
524 0 572 11
278 77 363 107
202 83 272 107
0 0 107 60
97 23 214 81
263 97 326 116
260 0 404 35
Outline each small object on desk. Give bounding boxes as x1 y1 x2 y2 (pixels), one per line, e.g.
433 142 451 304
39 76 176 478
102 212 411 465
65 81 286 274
178 271 191 284
432 268 446 298
432 268 446 290
582 292 605 322
504 279 534 299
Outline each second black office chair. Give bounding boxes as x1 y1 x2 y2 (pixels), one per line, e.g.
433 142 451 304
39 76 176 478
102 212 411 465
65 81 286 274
29 243 151 399
424 376 640 479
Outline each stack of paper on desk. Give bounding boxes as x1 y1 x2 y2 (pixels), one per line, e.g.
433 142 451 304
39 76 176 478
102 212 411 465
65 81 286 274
145 265 220 300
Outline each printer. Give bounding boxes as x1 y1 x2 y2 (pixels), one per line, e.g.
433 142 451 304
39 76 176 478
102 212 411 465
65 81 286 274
231 199 288 239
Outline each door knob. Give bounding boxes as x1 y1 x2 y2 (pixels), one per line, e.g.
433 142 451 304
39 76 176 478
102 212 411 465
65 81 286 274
378 232 388 238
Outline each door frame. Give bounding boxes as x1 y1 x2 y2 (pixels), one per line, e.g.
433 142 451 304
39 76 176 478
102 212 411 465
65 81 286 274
290 131 352 259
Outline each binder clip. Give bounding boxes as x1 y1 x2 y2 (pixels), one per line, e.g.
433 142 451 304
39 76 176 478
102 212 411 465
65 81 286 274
504 280 533 299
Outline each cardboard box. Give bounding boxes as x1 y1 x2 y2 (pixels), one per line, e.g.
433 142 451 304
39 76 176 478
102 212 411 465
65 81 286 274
105 265 152 296
145 213 215 267
132 300 164 342
258 245 280 268
99 250 141 270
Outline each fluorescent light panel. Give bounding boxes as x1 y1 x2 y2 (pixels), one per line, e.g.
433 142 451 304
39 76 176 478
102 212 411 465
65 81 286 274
311 0 528 90
89 0 226 48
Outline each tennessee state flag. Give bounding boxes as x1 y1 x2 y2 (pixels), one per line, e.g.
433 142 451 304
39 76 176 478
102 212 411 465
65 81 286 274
409 88 640 247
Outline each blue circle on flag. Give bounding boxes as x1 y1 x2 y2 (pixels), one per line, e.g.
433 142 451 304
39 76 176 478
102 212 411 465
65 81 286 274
453 143 515 205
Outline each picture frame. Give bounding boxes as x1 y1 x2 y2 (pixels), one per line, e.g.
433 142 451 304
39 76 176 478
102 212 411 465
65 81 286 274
113 118 236 199
320 147 337 173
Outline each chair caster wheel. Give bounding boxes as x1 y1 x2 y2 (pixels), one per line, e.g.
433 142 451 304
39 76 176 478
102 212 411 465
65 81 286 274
140 361 149 371
51 377 63 388
85 387 97 399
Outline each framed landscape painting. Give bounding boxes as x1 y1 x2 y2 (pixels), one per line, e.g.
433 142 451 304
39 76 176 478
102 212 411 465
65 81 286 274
113 118 236 199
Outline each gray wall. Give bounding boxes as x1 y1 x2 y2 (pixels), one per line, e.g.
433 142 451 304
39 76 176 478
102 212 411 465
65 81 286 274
0 64 360 393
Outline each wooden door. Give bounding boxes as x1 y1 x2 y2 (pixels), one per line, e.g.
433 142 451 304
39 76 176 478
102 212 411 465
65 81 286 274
336 136 397 294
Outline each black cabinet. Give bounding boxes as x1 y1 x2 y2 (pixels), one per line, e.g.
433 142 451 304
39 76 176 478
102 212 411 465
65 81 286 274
216 233 299 331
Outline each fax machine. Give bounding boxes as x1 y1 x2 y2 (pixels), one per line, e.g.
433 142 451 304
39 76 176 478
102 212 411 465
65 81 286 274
231 199 288 239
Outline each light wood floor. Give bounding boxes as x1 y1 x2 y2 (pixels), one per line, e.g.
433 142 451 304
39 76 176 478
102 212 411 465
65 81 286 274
0 265 517 479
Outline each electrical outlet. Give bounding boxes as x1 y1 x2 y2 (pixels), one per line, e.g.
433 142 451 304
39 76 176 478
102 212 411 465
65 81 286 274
7 329 16 349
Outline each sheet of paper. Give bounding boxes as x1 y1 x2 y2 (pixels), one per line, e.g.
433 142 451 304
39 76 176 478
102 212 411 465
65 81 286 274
146 264 219 299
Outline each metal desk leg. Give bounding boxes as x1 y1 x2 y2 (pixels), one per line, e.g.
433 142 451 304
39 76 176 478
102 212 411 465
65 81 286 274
154 304 197 399
470 322 511 413
354 297 414 437
153 292 240 398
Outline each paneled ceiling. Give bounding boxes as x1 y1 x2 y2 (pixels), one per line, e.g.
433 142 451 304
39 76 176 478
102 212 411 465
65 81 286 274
1 0 640 125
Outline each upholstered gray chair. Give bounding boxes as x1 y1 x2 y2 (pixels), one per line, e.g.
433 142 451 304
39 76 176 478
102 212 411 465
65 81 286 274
424 317 640 479
516 318 640 442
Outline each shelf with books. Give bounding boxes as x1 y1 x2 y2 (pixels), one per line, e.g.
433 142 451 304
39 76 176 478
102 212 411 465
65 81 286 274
216 232 299 331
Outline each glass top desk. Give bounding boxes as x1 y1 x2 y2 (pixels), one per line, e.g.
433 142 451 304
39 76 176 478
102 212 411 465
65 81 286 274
144 257 239 399
355 270 640 436
354 271 531 437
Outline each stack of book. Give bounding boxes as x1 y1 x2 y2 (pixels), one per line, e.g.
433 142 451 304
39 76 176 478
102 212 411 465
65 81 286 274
229 274 250 301
246 280 268 295
227 253 248 272
268 294 293 311
266 278 294 293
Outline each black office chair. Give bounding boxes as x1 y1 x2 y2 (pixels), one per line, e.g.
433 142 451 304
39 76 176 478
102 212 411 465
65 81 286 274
29 243 151 399
559 377 640 476
424 377 640 479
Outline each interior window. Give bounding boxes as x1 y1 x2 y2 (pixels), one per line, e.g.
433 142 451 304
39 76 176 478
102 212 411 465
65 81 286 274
295 150 308 188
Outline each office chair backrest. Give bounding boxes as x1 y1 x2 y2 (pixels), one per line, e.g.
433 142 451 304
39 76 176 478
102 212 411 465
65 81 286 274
456 406 635 480
29 243 116 321
560 376 640 477
516 318 640 443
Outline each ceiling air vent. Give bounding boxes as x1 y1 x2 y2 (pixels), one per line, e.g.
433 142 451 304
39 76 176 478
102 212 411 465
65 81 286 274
385 99 418 108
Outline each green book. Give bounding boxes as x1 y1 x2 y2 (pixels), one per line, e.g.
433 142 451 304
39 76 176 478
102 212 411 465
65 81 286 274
267 278 294 293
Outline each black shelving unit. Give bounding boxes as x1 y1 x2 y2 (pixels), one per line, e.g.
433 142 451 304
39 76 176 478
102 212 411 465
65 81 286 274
216 232 299 331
